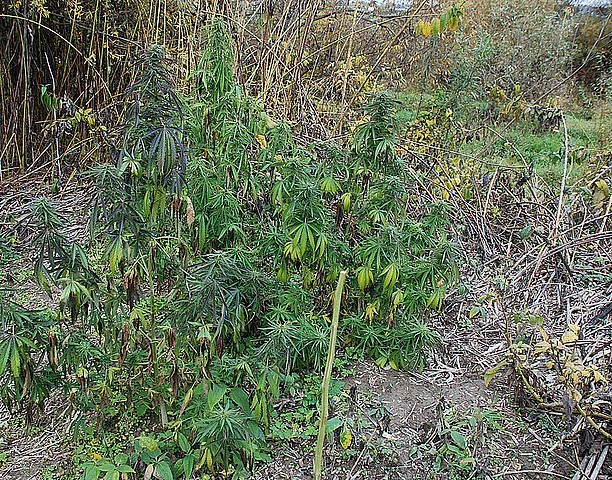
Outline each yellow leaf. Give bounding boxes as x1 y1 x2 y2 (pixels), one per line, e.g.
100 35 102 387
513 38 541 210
340 428 353 450
561 331 578 344
571 372 580 386
138 436 158 451
342 192 352 212
380 263 399 290
185 196 195 228
534 340 551 355
570 389 582 402
427 290 442 310
593 180 609 208
277 267 289 283
415 20 424 36
392 289 405 306
421 21 433 38
595 179 609 196
365 302 379 323
484 360 508 387
256 134 267 149
551 338 564 349
357 265 374 290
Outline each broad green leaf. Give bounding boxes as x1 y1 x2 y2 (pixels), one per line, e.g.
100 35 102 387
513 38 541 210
207 384 226 409
469 306 484 319
325 417 343 434
183 455 194 480
104 471 119 480
138 436 159 452
84 466 100 480
114 454 129 466
154 461 173 480
527 314 543 326
230 387 251 414
177 432 191 453
98 463 115 472
116 465 135 473
519 225 533 240
450 430 466 449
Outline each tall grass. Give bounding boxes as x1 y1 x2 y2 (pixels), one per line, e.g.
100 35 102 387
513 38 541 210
0 0 455 175
0 0 597 177
0 0 207 176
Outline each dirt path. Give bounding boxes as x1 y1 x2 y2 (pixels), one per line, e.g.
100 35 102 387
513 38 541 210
259 358 583 480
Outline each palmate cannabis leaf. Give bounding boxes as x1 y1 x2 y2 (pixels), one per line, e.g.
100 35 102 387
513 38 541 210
174 252 270 356
0 288 58 416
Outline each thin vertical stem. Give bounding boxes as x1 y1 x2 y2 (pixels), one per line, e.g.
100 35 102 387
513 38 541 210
314 270 347 480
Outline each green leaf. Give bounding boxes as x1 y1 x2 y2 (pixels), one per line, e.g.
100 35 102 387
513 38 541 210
299 226 307 257
230 387 251 414
177 432 191 453
10 343 21 377
0 341 11 376
374 356 388 368
446 444 463 455
183 455 194 480
115 465 135 473
449 430 466 449
519 225 533 240
154 461 173 480
138 436 159 452
325 417 343 434
207 384 226 409
104 471 119 480
388 357 399 371
98 463 115 472
527 314 543 326
84 466 100 480
108 238 124 274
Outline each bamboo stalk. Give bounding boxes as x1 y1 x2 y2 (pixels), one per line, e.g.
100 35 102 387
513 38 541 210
314 270 347 480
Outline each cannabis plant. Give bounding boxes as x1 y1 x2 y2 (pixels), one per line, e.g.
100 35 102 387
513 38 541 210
0 288 58 422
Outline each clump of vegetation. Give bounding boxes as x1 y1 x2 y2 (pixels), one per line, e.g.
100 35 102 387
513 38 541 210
0 18 456 478
1 1 610 479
